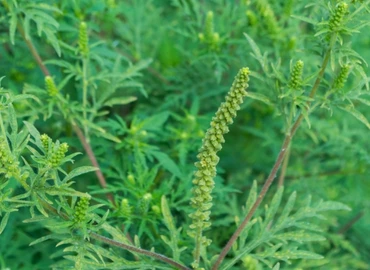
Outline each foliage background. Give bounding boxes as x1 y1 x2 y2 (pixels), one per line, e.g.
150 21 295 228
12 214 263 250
0 0 369 269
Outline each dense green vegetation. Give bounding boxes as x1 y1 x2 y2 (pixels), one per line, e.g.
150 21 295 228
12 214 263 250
0 0 369 269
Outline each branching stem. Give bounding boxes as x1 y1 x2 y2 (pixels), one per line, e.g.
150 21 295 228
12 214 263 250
89 232 191 270
16 20 111 200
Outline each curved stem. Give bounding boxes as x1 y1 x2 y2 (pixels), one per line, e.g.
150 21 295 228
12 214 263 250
211 45 333 270
89 232 191 270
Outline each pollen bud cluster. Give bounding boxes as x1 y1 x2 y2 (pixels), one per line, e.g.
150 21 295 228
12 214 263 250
49 143 68 167
0 138 20 179
45 76 58 97
73 197 90 224
289 60 304 90
199 11 220 51
333 64 350 90
189 68 250 238
79 22 89 57
329 2 348 32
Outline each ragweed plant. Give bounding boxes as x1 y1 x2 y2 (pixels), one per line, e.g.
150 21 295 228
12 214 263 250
1 1 370 270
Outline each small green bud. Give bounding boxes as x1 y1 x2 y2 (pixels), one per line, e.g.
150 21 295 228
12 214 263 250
204 11 214 40
137 193 152 214
127 173 135 185
329 2 348 32
288 60 304 89
256 0 279 34
246 10 257 26
40 134 51 153
73 197 90 224
0 138 20 179
45 76 58 97
106 0 116 8
151 205 161 215
199 11 220 51
120 198 132 217
50 142 69 167
79 22 89 57
332 64 350 90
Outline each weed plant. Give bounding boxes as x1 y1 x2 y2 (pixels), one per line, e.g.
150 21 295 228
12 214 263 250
0 0 370 269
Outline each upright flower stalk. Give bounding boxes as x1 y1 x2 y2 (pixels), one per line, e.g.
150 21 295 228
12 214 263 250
189 67 250 269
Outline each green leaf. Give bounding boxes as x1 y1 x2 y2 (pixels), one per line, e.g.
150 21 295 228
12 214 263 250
291 15 318 25
45 187 91 198
30 234 54 246
275 230 326 242
150 151 182 178
24 121 43 149
23 216 50 223
273 249 324 260
142 111 170 131
104 96 137 107
161 196 176 232
275 191 296 228
245 180 257 213
315 200 351 212
63 166 98 183
9 12 17 45
8 104 18 136
246 92 273 106
243 33 262 59
264 186 284 225
0 212 11 234
338 105 370 129
161 196 185 261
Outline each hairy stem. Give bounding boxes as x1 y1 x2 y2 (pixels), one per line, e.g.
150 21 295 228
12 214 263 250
211 43 333 270
89 232 191 270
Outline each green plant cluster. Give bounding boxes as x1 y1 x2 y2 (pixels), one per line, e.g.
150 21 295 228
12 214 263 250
0 0 370 269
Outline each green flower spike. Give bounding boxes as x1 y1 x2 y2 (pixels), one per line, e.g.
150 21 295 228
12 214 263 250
45 76 58 97
120 198 132 218
137 193 152 215
0 138 20 179
189 67 250 268
50 142 68 168
199 11 220 51
333 64 350 90
256 0 279 35
329 2 348 32
289 60 304 90
40 134 51 153
79 22 89 57
73 197 90 225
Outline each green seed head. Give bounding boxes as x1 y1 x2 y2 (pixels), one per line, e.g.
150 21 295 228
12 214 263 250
289 60 304 90
45 76 58 97
329 2 348 32
79 22 89 57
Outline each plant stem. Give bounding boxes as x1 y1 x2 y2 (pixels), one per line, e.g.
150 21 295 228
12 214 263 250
82 57 89 138
89 232 191 270
338 211 364 234
40 202 184 269
72 123 113 202
278 145 290 187
17 22 111 200
211 43 333 270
